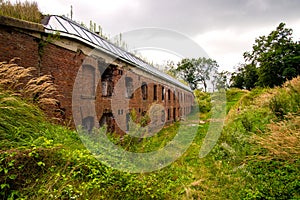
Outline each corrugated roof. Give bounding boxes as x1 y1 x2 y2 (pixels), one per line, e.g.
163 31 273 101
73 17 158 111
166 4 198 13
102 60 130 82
42 15 192 92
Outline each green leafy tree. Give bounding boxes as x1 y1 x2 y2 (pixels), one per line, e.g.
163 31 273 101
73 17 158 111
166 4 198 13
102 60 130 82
175 57 218 91
244 22 300 87
243 64 258 90
212 70 231 91
230 64 245 89
230 63 258 90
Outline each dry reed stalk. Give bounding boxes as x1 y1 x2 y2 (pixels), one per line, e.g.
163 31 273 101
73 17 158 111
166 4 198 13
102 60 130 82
0 58 60 111
253 114 300 162
284 76 300 93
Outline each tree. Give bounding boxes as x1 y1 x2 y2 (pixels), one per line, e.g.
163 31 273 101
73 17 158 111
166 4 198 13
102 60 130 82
230 63 258 90
175 57 218 91
244 22 300 87
243 64 258 90
212 70 231 91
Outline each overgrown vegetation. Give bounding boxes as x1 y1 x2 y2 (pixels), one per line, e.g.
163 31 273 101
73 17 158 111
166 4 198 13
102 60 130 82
1 76 299 199
1 2 300 198
0 58 59 113
0 0 42 23
231 23 300 89
195 76 300 199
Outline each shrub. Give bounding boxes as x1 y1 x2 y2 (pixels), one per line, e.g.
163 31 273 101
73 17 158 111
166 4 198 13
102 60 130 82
194 90 211 113
269 77 300 119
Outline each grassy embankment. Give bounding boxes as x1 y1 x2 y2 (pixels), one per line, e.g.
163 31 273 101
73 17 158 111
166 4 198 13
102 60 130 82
0 2 299 198
1 58 299 199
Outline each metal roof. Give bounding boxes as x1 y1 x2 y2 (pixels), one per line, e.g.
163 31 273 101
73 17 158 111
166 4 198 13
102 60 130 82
42 15 192 92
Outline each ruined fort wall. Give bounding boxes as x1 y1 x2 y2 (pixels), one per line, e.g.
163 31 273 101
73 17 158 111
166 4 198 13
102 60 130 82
0 16 194 134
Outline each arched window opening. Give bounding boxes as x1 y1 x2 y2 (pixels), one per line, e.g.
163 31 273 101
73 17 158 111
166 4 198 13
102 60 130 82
101 65 117 97
82 64 95 97
125 77 134 98
99 113 115 133
141 82 148 100
82 116 94 133
162 86 165 101
153 84 157 100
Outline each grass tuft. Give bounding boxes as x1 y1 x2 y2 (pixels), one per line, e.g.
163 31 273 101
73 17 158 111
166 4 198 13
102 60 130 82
0 58 60 113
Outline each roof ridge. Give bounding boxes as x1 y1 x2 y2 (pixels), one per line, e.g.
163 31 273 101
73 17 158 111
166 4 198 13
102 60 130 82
43 15 192 92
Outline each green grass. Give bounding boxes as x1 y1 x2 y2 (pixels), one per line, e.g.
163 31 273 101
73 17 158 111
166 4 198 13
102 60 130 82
1 77 299 199
0 89 204 199
226 88 248 113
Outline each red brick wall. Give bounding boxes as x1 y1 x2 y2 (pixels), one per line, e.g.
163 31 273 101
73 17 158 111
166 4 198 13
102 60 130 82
0 19 194 134
0 27 39 70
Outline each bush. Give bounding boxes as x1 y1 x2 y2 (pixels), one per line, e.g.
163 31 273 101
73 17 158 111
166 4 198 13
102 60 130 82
269 77 300 119
194 90 211 113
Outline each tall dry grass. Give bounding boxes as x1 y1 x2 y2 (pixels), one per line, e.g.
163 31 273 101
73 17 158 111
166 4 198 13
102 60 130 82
253 76 300 162
0 58 59 110
284 75 300 93
0 0 41 23
253 114 300 162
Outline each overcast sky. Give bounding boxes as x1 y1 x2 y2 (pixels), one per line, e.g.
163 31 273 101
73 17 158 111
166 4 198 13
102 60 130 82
16 0 300 71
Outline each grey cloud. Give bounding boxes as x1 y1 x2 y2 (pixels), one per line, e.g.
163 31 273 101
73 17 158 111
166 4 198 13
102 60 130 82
99 0 300 36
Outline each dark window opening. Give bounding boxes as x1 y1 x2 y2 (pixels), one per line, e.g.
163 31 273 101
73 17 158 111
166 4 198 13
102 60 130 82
168 89 171 101
126 113 130 131
173 90 176 100
161 110 165 123
101 65 117 97
153 84 157 100
173 108 176 121
162 86 165 101
118 109 124 115
167 109 171 120
125 77 134 98
99 113 115 133
141 82 148 100
82 116 94 133
82 65 95 97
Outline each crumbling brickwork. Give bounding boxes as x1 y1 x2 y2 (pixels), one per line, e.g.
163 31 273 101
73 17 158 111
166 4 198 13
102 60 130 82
0 15 194 134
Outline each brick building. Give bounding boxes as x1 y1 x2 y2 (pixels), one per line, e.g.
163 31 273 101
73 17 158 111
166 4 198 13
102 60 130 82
0 15 194 134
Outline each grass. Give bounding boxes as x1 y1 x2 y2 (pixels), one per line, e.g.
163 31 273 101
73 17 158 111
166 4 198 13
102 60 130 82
192 76 300 199
0 58 60 119
0 81 202 199
1 64 299 199
0 0 41 23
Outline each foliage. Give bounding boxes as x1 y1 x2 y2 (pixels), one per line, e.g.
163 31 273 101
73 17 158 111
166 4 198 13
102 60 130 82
212 70 231 91
225 88 248 113
0 88 191 199
269 77 300 119
194 89 211 113
174 57 219 91
201 76 300 199
1 58 299 199
0 0 41 23
232 23 300 89
231 64 258 90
